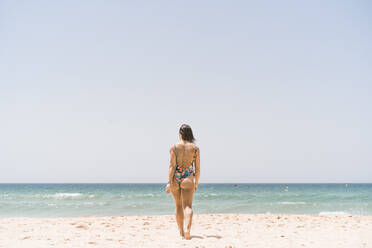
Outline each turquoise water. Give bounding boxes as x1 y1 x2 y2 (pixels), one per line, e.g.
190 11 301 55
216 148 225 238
0 183 371 217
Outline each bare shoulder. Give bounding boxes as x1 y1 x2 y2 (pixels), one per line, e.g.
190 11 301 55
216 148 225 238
169 144 177 153
193 144 200 153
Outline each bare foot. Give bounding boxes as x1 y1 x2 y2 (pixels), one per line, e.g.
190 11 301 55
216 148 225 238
180 231 185 239
184 231 191 240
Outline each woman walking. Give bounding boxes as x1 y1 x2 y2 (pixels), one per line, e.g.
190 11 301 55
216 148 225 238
166 124 200 240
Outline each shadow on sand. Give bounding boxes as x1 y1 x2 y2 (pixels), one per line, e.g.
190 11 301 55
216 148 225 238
190 235 222 240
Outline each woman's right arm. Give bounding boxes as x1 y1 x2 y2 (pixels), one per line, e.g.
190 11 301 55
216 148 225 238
168 146 177 184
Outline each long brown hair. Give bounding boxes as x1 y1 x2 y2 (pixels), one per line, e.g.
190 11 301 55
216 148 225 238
179 124 195 143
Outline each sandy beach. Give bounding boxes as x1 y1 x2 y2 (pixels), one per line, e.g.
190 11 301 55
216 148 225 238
0 213 371 248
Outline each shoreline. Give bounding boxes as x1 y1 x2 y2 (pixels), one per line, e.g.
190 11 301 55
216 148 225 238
1 212 372 219
0 213 371 248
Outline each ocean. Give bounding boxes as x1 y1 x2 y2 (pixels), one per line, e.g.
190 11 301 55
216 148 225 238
0 183 371 218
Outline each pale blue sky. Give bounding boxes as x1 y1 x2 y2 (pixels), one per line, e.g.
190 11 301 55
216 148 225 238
0 0 371 183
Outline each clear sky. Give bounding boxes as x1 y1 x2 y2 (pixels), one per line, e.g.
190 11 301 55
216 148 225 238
0 0 371 183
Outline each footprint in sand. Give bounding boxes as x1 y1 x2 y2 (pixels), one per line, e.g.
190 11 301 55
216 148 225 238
76 225 88 230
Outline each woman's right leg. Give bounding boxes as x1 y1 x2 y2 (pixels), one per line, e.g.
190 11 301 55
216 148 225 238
180 176 195 240
171 183 184 237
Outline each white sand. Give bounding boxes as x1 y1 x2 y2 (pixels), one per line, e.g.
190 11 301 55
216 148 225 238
0 214 371 248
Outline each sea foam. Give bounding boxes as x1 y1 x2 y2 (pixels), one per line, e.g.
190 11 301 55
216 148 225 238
279 201 307 205
319 211 350 216
46 193 83 199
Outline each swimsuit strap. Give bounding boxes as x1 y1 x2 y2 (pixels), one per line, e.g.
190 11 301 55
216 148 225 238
174 145 177 166
193 148 197 163
192 147 197 175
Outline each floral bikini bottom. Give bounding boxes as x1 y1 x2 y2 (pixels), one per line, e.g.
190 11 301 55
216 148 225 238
174 164 194 184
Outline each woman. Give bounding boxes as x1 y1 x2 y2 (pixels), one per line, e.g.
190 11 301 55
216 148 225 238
165 124 200 240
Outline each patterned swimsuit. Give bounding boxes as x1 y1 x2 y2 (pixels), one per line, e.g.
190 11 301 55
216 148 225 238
173 145 195 184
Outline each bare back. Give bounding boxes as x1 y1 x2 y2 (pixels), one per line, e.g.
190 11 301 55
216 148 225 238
174 143 198 169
